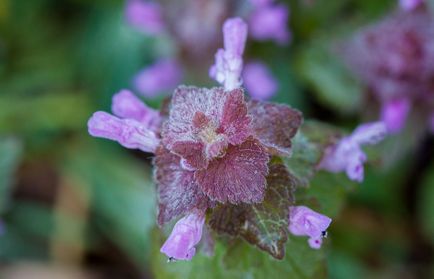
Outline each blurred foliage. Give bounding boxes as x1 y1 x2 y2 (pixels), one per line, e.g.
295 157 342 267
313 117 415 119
0 0 433 278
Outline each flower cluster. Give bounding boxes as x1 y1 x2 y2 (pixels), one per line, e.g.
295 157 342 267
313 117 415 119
343 8 434 134
88 15 388 261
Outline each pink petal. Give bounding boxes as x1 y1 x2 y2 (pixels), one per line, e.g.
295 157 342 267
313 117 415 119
124 0 165 34
380 98 410 134
289 205 331 249
223 18 248 58
308 237 323 249
133 59 183 98
160 210 205 261
351 121 387 145
243 61 279 100
194 138 269 204
399 0 424 11
111 89 161 131
154 146 212 226
87 111 159 153
248 4 291 45
210 18 248 90
248 100 302 156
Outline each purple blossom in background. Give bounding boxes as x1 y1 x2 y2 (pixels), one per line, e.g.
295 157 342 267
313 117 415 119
381 98 411 134
248 3 290 45
87 89 161 153
289 206 332 249
343 10 434 132
160 210 205 261
209 18 248 91
134 59 183 98
249 0 274 7
399 0 424 11
243 61 278 100
125 0 165 34
318 122 387 182
0 219 5 236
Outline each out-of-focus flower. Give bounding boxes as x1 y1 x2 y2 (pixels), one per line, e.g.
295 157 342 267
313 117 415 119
249 0 274 7
380 98 411 134
289 206 332 249
343 9 434 133
0 219 5 236
160 210 205 261
429 112 434 133
399 0 424 11
87 90 161 153
243 61 278 100
124 0 165 34
210 18 248 91
248 3 290 45
133 59 183 98
318 122 387 182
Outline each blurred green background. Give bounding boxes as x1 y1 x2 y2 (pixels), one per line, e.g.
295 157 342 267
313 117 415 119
0 0 433 278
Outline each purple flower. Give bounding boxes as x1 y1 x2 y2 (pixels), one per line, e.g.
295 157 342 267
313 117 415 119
156 86 301 225
134 59 183 98
343 10 434 131
209 18 248 91
124 0 165 34
87 89 161 153
289 206 332 249
160 210 205 261
249 0 274 8
318 122 387 182
248 4 290 45
380 98 411 134
243 61 278 100
399 0 424 11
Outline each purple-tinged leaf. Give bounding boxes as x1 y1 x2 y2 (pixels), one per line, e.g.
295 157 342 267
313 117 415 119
209 159 296 259
194 138 269 204
248 100 302 157
162 86 252 169
153 145 212 226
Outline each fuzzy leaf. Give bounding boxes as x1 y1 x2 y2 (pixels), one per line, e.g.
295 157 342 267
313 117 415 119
248 100 302 157
209 159 295 259
154 145 212 225
194 138 269 204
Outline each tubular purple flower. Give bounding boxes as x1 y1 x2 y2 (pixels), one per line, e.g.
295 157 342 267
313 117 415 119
125 0 165 34
134 59 183 98
318 122 387 182
380 98 411 134
160 210 205 261
88 111 160 153
209 18 248 91
289 206 332 249
111 90 161 132
243 61 278 100
399 0 424 11
248 4 290 45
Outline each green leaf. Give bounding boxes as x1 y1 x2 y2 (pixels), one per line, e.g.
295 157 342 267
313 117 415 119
151 232 326 279
296 38 362 114
63 141 156 265
284 121 343 187
209 160 295 259
0 93 92 134
419 162 434 244
0 137 22 213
